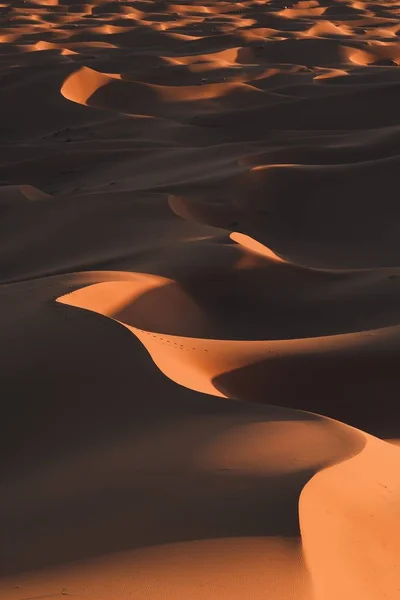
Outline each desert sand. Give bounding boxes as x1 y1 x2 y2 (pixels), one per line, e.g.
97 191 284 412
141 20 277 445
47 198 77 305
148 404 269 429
2 0 400 598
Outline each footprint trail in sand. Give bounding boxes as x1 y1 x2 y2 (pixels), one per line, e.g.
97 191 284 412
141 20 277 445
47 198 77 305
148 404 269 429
2 0 400 598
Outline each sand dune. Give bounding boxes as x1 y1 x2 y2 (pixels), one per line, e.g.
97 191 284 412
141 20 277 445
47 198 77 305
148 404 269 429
2 0 400 598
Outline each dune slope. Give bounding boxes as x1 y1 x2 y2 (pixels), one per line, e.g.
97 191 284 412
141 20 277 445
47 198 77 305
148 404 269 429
2 0 400 598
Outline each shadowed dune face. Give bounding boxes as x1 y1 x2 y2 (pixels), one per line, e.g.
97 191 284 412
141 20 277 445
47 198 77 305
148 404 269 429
57 262 400 437
0 382 364 576
0 277 366 592
213 350 400 437
3 0 400 598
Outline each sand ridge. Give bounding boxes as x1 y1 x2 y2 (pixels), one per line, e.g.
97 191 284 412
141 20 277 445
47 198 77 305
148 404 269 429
2 0 400 598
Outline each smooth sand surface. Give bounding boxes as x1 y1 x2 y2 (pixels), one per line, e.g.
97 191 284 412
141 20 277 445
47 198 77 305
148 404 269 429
2 0 400 598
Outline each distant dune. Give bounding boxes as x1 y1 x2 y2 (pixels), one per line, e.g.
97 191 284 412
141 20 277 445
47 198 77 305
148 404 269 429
2 0 400 598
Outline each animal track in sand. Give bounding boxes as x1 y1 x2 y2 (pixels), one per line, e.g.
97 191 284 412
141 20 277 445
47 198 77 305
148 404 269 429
4 2 400 599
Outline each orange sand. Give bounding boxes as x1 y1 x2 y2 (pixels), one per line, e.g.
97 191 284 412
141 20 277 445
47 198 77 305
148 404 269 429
1 0 400 598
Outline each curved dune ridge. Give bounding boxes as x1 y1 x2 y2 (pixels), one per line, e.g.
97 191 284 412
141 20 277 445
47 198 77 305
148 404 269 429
2 0 400 598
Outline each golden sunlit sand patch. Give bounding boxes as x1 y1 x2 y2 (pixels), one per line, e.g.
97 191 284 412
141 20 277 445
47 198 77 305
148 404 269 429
2 0 400 598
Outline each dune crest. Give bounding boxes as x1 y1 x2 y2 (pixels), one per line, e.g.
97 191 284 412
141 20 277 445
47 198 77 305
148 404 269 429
301 433 400 599
2 0 400 597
